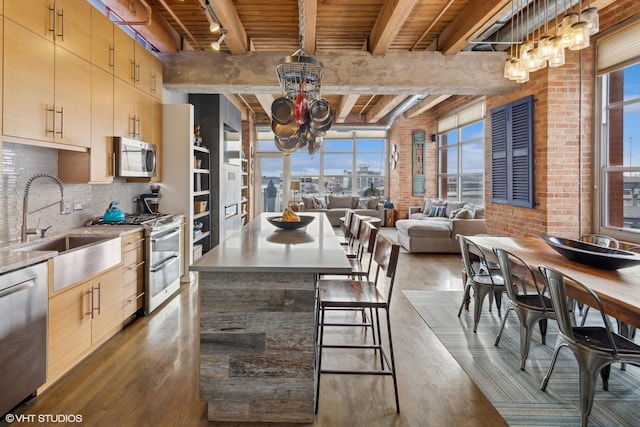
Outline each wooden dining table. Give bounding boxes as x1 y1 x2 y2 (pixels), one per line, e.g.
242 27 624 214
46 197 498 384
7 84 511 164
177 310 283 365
466 235 640 329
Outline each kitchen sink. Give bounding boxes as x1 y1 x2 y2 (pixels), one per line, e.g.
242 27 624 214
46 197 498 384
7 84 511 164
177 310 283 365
15 235 109 253
13 235 122 291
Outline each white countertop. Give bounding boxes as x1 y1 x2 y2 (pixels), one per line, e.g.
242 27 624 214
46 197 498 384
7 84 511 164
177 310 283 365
190 212 352 274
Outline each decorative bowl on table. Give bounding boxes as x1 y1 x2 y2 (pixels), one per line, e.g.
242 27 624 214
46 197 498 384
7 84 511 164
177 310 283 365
267 215 315 230
540 234 640 270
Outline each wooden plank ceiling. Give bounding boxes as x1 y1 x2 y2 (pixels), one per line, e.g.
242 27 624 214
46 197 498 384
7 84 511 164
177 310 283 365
101 0 523 125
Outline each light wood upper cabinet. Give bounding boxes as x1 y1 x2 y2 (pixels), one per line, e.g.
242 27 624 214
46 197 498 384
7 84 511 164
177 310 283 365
5 0 91 61
136 90 153 143
55 45 91 147
3 19 55 142
4 0 53 40
150 98 163 182
151 55 163 100
114 78 137 138
53 0 91 60
89 66 115 182
4 13 90 147
58 65 114 183
113 24 135 85
91 6 113 73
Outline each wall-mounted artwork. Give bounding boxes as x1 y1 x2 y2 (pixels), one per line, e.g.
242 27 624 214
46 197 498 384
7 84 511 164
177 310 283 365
412 130 426 196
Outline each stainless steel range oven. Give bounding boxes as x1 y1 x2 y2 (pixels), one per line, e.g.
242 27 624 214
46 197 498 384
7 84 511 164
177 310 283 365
143 216 182 313
86 213 182 314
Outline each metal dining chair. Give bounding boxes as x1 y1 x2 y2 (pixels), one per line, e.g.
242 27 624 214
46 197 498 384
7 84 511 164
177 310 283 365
493 247 555 370
457 235 506 332
315 233 401 414
538 265 640 427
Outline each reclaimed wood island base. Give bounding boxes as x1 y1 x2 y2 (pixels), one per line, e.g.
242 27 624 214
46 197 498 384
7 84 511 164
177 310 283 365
191 213 351 423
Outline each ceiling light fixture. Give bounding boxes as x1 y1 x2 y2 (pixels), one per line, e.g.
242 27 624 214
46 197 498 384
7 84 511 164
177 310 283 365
204 7 219 32
503 0 598 83
211 30 227 51
203 0 227 50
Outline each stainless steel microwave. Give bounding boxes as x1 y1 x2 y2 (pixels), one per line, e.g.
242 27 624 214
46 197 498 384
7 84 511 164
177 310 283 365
114 137 157 178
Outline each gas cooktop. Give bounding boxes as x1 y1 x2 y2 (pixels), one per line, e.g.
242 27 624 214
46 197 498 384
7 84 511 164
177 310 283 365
85 213 168 226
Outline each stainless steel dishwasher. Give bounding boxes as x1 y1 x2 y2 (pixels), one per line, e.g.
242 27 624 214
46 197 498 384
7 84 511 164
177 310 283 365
0 262 48 416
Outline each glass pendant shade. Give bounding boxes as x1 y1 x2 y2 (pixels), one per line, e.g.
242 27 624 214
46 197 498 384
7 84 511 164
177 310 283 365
515 67 530 84
560 12 579 47
582 7 599 35
548 36 566 67
538 36 554 60
569 21 590 50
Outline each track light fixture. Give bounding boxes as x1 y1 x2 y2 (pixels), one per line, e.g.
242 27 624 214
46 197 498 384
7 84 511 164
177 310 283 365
211 29 227 51
204 6 219 32
203 0 227 50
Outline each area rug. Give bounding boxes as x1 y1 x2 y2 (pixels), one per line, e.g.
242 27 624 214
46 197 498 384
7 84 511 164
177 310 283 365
402 290 640 427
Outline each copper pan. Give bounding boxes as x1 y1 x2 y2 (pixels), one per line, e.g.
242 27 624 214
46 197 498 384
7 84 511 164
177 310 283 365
271 118 298 140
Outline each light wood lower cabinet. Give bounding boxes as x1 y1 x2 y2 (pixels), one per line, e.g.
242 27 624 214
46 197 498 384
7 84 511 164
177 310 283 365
47 266 123 385
122 232 145 320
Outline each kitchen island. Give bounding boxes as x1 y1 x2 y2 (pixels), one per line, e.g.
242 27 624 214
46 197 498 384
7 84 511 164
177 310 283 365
190 212 351 423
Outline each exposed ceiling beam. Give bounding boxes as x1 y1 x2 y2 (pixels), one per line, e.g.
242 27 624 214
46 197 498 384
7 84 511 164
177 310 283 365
211 0 249 54
336 95 360 124
161 50 516 95
369 0 420 55
405 95 452 118
101 0 180 52
302 0 317 54
366 95 406 123
432 0 510 55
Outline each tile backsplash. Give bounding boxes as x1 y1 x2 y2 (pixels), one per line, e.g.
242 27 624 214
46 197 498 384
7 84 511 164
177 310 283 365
1 142 151 245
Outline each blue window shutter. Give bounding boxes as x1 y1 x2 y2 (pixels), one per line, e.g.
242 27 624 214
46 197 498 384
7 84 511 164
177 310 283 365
490 95 534 208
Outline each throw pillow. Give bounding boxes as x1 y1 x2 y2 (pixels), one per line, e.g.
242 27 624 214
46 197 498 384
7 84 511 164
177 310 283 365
473 206 486 219
357 198 367 209
313 196 327 209
301 196 315 210
446 201 467 218
428 204 447 217
449 208 463 219
423 198 446 213
367 197 382 210
454 208 475 219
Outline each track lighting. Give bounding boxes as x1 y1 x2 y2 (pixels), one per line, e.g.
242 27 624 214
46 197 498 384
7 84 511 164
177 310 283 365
211 30 227 51
204 7 219 32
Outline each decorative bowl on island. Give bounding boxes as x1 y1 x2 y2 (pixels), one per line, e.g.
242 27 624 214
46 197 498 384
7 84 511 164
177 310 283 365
540 234 640 270
267 215 315 230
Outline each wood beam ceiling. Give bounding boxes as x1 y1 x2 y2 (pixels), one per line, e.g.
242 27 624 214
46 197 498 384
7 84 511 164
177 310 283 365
369 0 421 55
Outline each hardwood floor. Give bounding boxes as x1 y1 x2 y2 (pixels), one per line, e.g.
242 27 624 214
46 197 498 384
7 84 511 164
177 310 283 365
11 235 507 426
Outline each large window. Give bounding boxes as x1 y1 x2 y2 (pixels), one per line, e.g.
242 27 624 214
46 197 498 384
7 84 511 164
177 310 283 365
256 130 387 200
437 102 485 205
598 62 640 231
597 21 640 235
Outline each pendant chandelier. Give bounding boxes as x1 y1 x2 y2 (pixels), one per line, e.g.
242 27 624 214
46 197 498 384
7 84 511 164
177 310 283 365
504 0 599 83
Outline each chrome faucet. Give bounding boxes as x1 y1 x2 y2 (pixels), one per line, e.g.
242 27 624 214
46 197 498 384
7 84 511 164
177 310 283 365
22 173 65 242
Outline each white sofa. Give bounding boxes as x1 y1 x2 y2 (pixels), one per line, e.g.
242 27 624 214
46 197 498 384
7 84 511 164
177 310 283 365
395 199 487 253
299 195 383 226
